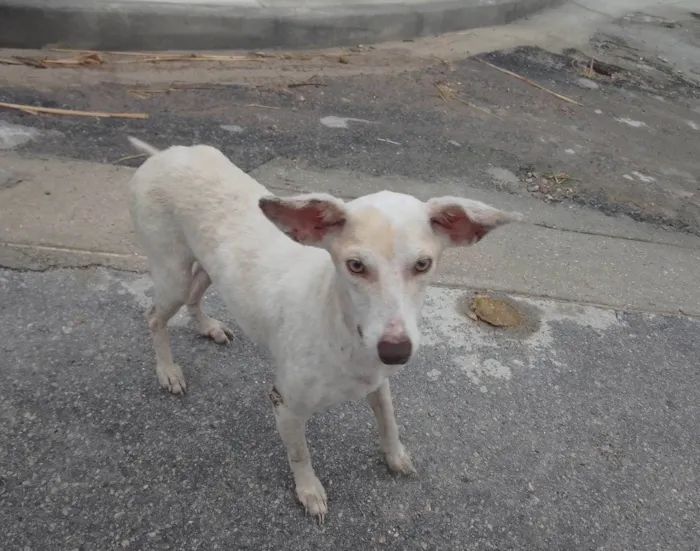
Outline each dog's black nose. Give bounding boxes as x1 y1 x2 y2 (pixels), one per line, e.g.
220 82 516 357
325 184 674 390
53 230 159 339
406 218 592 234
377 339 412 365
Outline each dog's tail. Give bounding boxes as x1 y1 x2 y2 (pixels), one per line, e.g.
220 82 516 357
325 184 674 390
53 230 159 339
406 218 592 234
127 136 160 157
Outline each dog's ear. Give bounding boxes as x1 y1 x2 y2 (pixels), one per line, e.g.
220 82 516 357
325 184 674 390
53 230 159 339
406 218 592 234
259 193 347 246
427 197 522 247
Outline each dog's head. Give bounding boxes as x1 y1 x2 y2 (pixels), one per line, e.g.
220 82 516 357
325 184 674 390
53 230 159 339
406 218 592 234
260 190 521 366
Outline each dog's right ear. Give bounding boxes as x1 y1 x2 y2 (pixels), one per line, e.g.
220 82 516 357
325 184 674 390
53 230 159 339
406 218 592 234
259 193 347 246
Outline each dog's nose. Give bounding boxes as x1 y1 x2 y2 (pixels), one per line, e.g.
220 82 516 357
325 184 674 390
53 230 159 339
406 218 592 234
377 338 413 365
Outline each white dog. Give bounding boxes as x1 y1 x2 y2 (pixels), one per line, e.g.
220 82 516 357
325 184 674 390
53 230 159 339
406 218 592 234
127 137 521 521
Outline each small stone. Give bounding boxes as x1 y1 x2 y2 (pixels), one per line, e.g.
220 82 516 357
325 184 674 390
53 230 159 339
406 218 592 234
220 124 243 133
528 184 540 192
0 167 21 189
448 140 462 147
427 369 441 381
576 77 599 90
0 121 41 150
487 167 519 187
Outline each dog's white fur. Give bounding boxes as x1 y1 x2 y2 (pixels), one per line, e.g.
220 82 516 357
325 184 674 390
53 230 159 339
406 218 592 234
127 137 521 521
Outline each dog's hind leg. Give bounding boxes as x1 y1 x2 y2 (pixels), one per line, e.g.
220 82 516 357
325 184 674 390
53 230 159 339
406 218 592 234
186 262 234 346
145 256 193 395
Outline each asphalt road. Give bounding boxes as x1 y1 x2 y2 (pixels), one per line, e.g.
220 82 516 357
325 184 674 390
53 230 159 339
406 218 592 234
2 38 700 234
1 268 699 550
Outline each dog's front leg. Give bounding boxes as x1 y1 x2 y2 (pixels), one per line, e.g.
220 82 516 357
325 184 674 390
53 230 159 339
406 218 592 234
269 387 327 522
367 379 416 475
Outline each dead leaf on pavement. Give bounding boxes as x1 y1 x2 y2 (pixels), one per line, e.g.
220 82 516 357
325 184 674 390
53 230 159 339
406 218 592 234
472 296 522 328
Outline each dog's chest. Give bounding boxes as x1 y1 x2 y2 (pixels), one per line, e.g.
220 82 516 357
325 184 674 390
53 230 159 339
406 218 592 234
307 368 385 411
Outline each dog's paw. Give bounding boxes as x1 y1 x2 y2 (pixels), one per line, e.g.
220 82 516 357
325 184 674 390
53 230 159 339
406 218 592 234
156 362 187 395
384 445 417 476
198 317 234 346
296 475 328 523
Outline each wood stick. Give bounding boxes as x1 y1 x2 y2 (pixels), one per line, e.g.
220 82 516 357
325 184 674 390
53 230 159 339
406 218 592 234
114 153 147 164
474 57 583 106
116 54 253 64
0 101 149 119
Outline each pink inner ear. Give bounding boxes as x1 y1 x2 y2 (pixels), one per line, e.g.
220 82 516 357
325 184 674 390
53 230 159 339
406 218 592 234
431 206 487 245
270 201 345 243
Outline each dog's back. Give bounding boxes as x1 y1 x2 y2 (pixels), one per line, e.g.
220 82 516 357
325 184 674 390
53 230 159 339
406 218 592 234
129 139 268 216
126 137 317 349
128 138 278 261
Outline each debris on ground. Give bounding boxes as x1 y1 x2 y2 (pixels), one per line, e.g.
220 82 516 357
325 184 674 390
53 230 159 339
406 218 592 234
128 88 179 99
114 153 147 164
474 57 584 106
0 50 365 70
469 295 523 328
434 81 504 120
518 166 578 202
0 101 148 119
287 75 327 88
0 52 105 68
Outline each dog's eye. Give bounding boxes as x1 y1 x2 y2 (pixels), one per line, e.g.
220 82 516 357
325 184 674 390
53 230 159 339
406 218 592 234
346 259 366 275
414 258 432 273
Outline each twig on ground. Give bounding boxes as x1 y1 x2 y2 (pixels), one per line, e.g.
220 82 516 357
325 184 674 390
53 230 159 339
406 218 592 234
0 101 149 119
2 53 104 68
474 57 584 106
434 82 504 121
288 75 327 88
114 153 147 164
245 104 281 109
128 88 179 98
116 54 254 64
431 54 452 66
42 53 104 67
51 48 156 56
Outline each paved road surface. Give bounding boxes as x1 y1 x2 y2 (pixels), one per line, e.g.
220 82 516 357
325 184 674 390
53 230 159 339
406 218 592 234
1 269 699 550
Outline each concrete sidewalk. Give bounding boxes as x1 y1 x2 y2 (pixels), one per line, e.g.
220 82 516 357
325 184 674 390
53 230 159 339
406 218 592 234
0 0 564 50
1 151 699 316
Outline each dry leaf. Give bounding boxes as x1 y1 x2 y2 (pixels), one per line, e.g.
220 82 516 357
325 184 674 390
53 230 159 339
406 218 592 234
472 296 522 328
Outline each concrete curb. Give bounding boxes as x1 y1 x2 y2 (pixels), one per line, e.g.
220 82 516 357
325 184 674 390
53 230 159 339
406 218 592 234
2 152 700 317
0 0 565 51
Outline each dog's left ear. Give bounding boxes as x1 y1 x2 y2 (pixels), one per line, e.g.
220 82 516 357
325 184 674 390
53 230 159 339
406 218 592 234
259 193 347 246
427 197 522 247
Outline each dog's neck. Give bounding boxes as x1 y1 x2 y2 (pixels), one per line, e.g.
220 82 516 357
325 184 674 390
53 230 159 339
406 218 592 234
304 253 359 343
